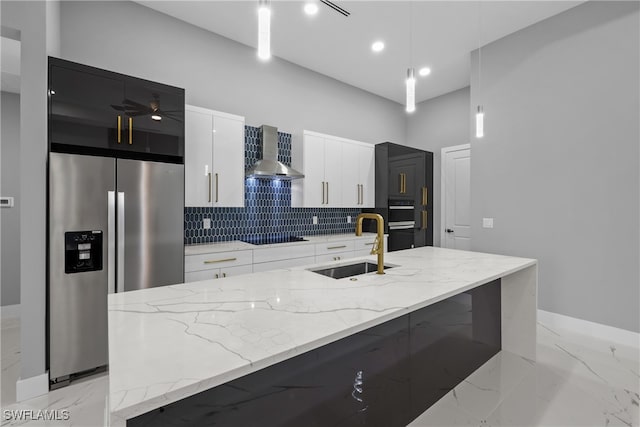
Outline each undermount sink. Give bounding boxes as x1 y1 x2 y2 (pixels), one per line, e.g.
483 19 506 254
310 262 393 279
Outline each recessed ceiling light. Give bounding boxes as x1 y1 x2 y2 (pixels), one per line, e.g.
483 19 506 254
371 41 385 53
419 67 431 77
304 2 318 15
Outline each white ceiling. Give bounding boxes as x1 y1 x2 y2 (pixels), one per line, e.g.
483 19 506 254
137 1 583 104
1 36 21 94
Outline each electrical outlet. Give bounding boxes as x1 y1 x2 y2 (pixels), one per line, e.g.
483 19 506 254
203 218 212 229
312 216 318 225
347 216 351 224
482 218 494 228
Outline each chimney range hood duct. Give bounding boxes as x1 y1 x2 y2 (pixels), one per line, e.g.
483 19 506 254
245 125 304 180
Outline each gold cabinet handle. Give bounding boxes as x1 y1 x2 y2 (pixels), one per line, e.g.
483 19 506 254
208 172 212 203
421 211 427 230
204 257 237 264
327 245 347 250
403 173 407 193
422 187 428 205
117 116 122 143
128 117 133 145
215 173 219 203
326 182 329 204
365 242 374 246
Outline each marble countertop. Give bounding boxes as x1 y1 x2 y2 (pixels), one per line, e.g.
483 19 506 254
184 232 383 255
108 247 536 421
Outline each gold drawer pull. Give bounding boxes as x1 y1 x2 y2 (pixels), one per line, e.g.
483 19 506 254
365 242 374 246
421 211 428 230
327 245 347 250
422 186 428 205
204 257 237 264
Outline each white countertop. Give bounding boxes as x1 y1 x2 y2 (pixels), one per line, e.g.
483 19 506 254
108 246 536 421
184 232 383 255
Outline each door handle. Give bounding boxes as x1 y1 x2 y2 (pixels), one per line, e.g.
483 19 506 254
215 173 219 203
208 173 212 203
117 191 125 293
421 211 427 230
107 191 116 294
446 228 454 233
117 116 122 144
422 187 428 205
128 117 133 145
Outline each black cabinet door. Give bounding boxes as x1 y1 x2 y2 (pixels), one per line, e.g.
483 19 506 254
388 153 425 201
49 58 184 162
388 157 416 199
49 64 125 150
120 80 184 158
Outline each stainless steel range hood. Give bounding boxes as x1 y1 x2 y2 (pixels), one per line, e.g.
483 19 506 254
245 125 304 180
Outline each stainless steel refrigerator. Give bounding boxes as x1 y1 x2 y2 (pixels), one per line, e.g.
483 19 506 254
48 152 184 385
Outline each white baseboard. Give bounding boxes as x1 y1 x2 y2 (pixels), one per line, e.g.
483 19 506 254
538 309 639 348
16 372 49 402
1 304 20 319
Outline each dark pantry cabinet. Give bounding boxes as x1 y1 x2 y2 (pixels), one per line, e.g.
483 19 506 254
48 57 184 162
369 142 433 250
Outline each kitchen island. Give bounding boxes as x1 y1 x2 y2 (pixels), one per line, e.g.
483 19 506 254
108 246 537 426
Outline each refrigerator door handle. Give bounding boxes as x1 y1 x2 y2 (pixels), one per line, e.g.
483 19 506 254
107 191 116 294
117 192 125 293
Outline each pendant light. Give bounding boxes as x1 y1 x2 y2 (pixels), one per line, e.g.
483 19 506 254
406 68 416 113
258 0 271 60
475 0 484 138
405 2 415 113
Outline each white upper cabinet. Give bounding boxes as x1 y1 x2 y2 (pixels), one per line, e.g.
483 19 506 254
358 144 375 207
292 130 374 208
185 105 245 207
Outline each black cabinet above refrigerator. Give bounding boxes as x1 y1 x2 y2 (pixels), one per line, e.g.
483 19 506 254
48 57 185 163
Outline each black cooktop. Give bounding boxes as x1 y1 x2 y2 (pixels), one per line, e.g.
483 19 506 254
241 236 308 246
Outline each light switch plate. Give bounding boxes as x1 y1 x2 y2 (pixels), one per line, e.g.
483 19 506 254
0 197 14 208
482 218 494 228
203 218 211 229
312 216 318 225
347 216 351 224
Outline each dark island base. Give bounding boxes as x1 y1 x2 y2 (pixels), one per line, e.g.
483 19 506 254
129 279 501 427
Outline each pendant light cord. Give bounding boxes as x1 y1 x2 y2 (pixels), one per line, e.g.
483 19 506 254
477 0 482 105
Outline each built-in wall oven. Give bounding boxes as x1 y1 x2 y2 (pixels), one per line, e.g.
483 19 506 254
388 200 415 251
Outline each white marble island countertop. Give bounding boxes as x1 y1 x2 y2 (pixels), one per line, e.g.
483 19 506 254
108 247 537 422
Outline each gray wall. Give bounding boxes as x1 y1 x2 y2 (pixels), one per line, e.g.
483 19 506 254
406 87 470 247
1 0 59 383
59 1 405 145
1 91 21 306
469 1 639 332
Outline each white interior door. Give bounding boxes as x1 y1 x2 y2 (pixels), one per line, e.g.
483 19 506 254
442 145 471 250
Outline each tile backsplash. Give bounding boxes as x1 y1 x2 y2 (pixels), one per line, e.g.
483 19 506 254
184 126 361 245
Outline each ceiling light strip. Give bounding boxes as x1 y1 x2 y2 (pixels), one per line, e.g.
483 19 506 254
320 0 350 17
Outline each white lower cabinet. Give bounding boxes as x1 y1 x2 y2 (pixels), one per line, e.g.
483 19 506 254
184 235 388 282
184 249 253 283
253 256 316 273
315 252 352 264
353 236 388 257
185 264 253 282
